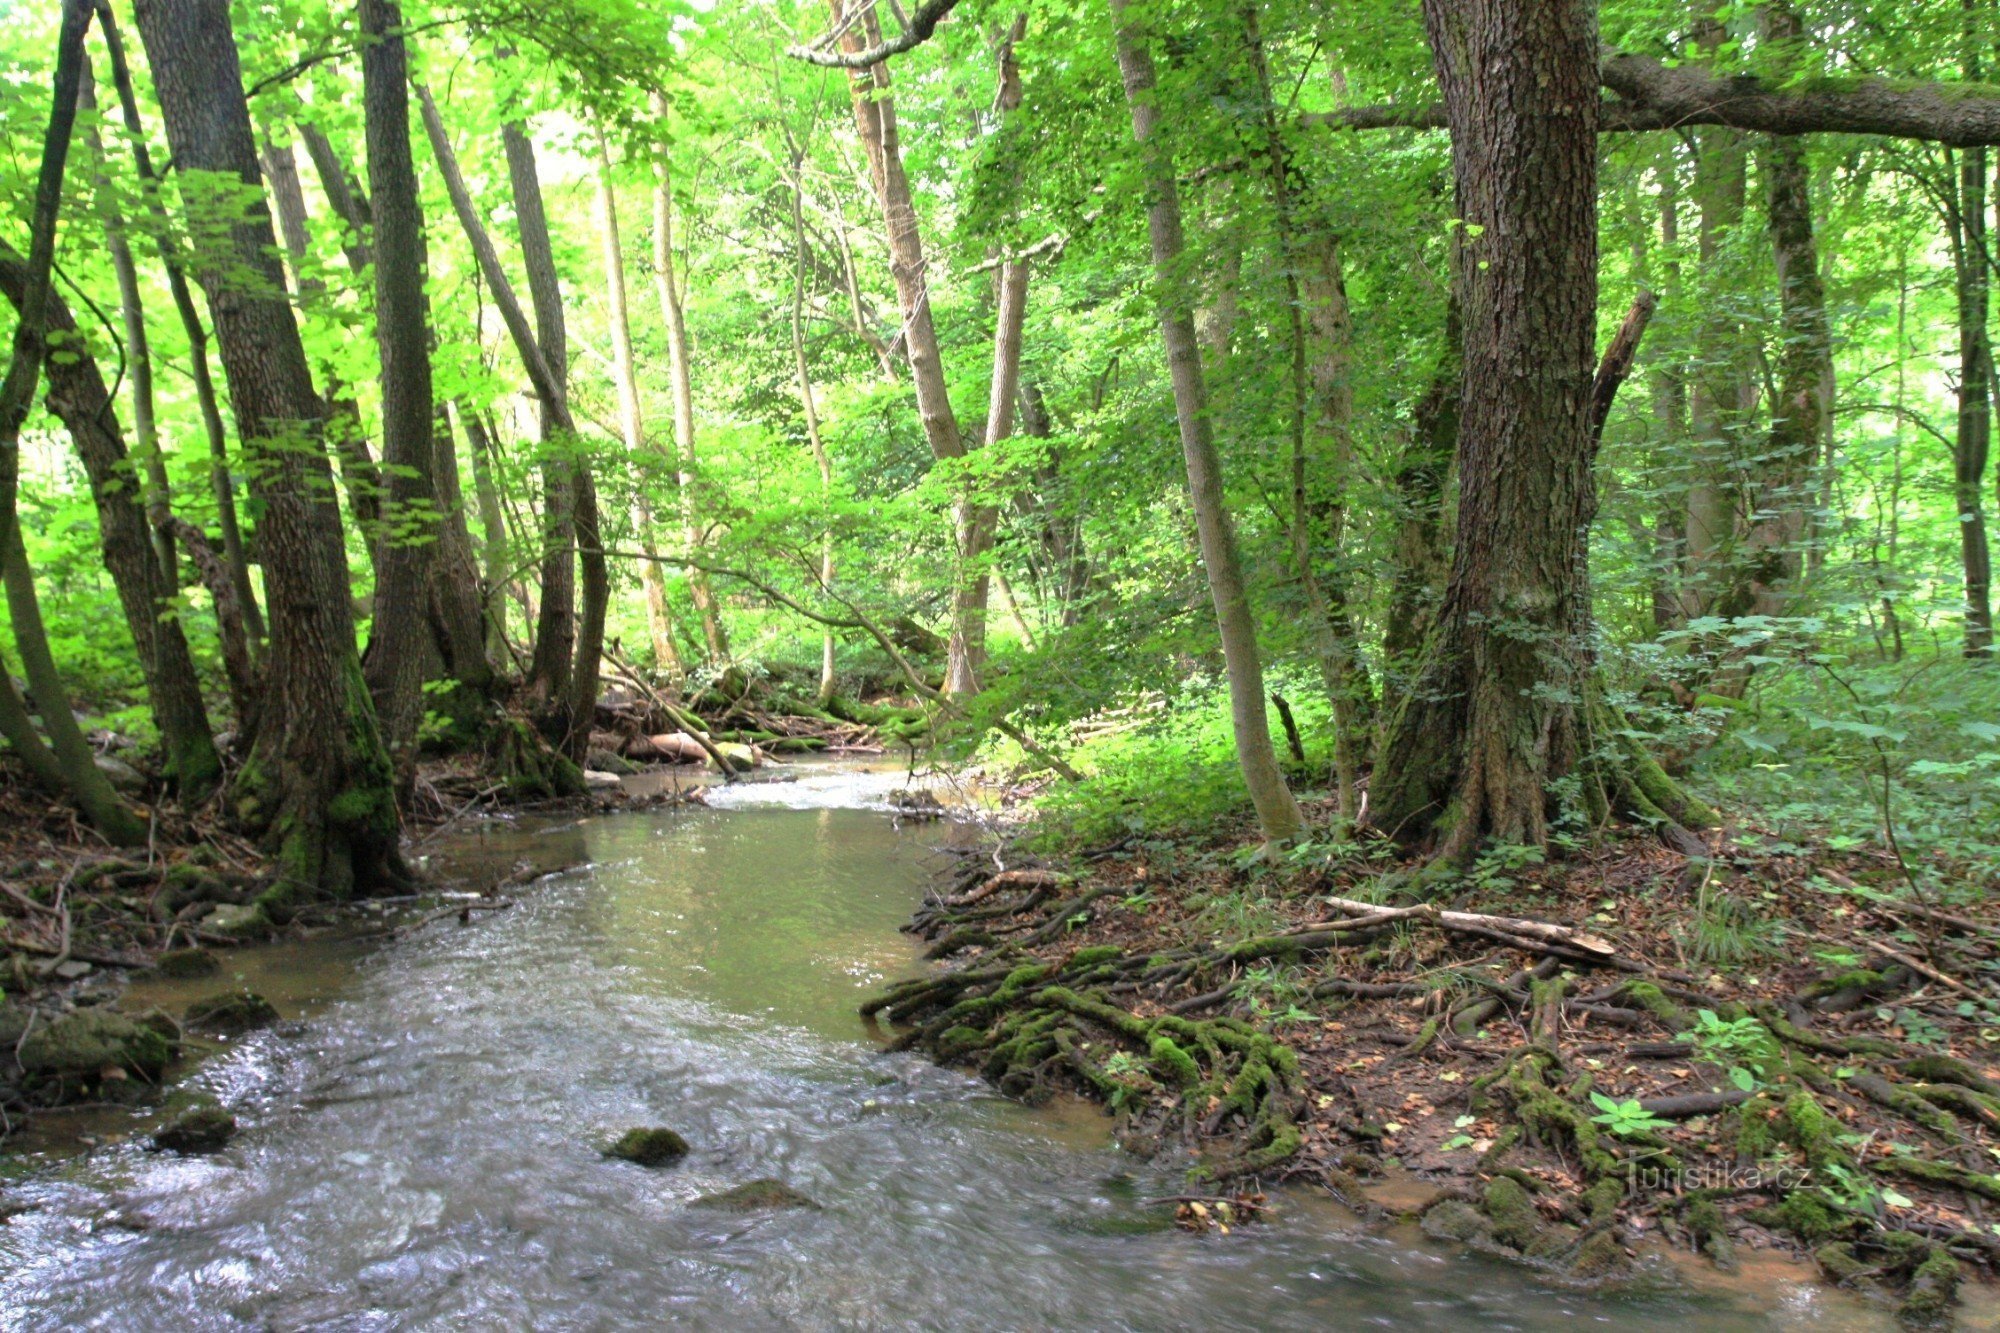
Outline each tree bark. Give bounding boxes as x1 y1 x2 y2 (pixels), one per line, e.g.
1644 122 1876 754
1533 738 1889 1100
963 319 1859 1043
0 246 221 798
135 0 405 905
1369 0 1604 858
358 0 441 785
786 144 839 701
1955 5 1996 657
595 126 684 681
1109 0 1305 846
648 94 728 664
95 0 264 649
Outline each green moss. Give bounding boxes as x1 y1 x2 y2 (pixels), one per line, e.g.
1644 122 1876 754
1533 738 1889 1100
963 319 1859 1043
155 946 219 978
1483 1175 1549 1254
1682 1194 1733 1265
1902 1245 1960 1326
1617 981 1689 1032
605 1127 690 1166
690 1178 818 1211
1748 1190 1842 1243
1150 1036 1201 1089
1066 945 1123 970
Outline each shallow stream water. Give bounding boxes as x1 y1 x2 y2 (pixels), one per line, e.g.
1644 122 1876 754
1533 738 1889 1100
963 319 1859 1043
0 764 1899 1329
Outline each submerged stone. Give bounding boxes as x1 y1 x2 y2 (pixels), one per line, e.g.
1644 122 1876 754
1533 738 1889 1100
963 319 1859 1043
152 1097 236 1154
184 988 278 1033
155 947 219 979
203 903 262 935
690 1179 818 1211
605 1127 689 1166
18 1008 173 1080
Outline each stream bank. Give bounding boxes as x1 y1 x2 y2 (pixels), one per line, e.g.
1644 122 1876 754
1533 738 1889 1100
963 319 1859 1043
878 800 2000 1326
0 762 1893 1328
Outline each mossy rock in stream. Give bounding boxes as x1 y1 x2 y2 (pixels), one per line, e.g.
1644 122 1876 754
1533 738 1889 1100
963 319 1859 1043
151 1093 236 1154
184 989 278 1033
18 1007 175 1081
690 1179 819 1211
604 1127 690 1166
154 947 219 979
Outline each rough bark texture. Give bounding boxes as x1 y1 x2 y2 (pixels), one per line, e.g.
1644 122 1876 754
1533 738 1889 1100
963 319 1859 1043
96 0 264 648
502 118 579 707
0 247 221 796
359 0 441 783
1315 52 2000 147
135 0 404 906
1109 0 1305 845
1370 0 1602 858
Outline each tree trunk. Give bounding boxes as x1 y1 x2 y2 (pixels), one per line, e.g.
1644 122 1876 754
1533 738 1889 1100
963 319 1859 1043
826 0 994 694
1369 0 1604 859
96 1 264 649
1956 12 1996 656
786 146 839 701
595 126 685 683
135 0 405 906
357 0 441 785
648 95 728 664
1109 0 1305 846
262 123 383 552
499 118 579 708
454 402 515 664
82 62 174 587
0 246 221 798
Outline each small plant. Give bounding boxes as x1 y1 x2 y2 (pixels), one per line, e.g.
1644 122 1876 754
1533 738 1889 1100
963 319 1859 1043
1589 1092 1673 1139
1680 1009 1779 1090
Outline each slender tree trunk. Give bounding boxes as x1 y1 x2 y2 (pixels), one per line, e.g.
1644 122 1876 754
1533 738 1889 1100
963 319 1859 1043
786 147 839 701
0 245 221 798
648 95 728 663
1109 0 1305 845
262 123 383 552
82 62 174 586
595 126 683 681
455 402 514 662
357 0 440 785
497 118 578 708
419 87 597 760
1957 10 1996 656
135 0 405 905
95 0 264 649
827 0 998 694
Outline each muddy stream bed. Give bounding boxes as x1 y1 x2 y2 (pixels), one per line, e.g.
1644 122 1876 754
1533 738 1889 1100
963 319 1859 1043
0 764 1907 1329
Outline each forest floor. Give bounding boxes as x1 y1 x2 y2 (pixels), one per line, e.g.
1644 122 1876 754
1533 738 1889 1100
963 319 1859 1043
870 798 2000 1325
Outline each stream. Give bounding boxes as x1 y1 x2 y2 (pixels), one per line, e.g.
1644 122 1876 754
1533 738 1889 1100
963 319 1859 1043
0 764 1895 1329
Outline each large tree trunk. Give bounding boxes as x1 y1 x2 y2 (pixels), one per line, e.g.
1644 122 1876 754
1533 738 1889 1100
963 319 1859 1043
96 1 264 650
357 0 440 784
0 246 221 798
1369 0 1604 859
134 0 405 906
648 96 728 665
1954 13 1996 657
1109 0 1305 846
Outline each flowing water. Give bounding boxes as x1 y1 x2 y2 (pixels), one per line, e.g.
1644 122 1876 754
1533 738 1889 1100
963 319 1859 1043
0 764 1899 1330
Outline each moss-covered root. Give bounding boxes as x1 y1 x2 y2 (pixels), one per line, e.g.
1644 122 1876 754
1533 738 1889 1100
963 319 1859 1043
486 716 586 800
1815 1233 1959 1328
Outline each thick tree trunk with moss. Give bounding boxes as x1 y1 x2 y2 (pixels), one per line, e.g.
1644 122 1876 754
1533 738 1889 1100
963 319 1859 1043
0 247 220 798
135 0 405 907
1109 0 1304 846
1371 0 1712 862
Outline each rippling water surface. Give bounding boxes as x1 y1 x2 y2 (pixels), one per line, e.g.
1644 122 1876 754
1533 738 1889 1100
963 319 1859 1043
0 764 1879 1330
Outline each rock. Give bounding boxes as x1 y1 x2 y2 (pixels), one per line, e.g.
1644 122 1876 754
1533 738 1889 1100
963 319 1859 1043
155 947 219 979
202 903 262 935
690 1179 819 1212
586 749 641 776
93 755 147 794
710 742 757 773
604 1127 689 1167
184 988 278 1033
18 1008 174 1079
51 960 93 981
582 769 624 791
151 1095 235 1154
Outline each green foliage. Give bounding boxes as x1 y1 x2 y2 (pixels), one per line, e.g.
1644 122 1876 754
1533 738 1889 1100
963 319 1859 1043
1588 1092 1674 1139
